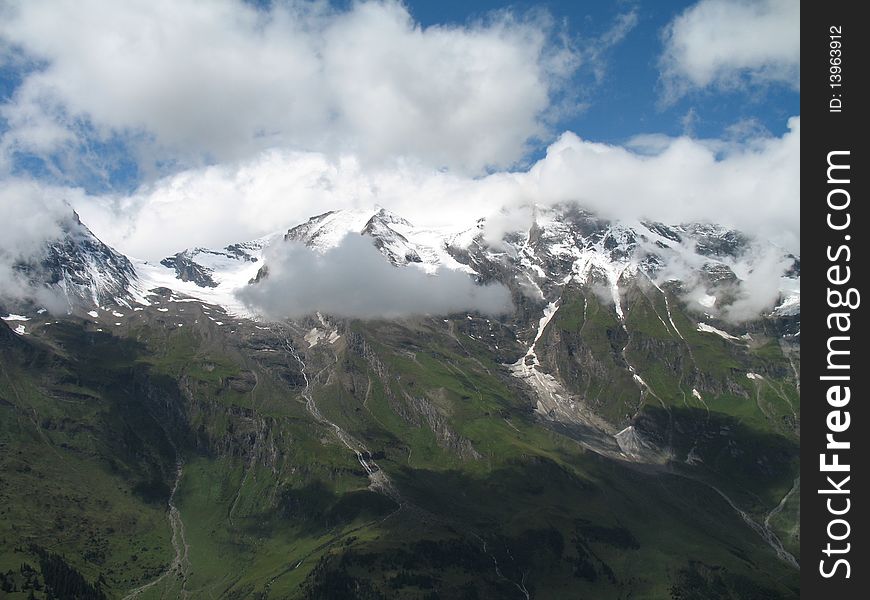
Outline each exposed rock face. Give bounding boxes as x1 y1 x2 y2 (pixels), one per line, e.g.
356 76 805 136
160 240 267 289
160 252 219 287
11 211 138 308
362 214 423 265
683 224 749 258
347 330 481 459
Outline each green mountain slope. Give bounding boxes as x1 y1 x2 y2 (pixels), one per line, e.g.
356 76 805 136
1 276 799 599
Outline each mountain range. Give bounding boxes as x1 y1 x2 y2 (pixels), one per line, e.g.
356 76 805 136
0 203 800 598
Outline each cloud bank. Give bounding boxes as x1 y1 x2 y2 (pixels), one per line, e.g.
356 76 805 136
0 0 576 176
73 116 799 261
237 234 513 319
659 0 799 101
525 116 800 252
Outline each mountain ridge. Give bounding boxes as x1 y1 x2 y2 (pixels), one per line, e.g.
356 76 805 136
2 204 800 330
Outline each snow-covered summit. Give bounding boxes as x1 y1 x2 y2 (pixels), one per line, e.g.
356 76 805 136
282 207 474 274
7 211 139 310
454 204 799 323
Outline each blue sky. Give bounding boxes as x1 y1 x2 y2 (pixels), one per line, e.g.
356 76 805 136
407 0 798 143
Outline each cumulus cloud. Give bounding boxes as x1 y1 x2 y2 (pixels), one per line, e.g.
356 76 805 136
527 117 800 252
659 0 799 101
73 150 510 260
237 234 512 319
0 0 576 175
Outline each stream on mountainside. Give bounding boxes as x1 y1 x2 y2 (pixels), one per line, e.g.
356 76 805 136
281 333 400 502
122 460 191 599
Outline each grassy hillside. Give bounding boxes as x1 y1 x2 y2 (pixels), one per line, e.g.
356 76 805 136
0 287 799 599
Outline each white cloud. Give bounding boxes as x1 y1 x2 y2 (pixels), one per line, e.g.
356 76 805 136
584 9 639 84
2 118 799 322
650 236 795 323
525 116 800 253
74 150 515 260
69 116 799 262
723 247 795 322
0 179 82 307
0 179 78 258
237 234 512 319
659 0 799 101
0 0 576 175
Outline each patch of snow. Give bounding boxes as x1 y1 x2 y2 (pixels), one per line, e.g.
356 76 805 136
773 291 800 316
131 242 273 318
444 220 484 250
13 325 27 335
304 328 326 348
661 294 685 340
698 294 717 308
87 310 99 318
747 373 763 380
2 314 29 322
697 322 740 341
509 302 563 408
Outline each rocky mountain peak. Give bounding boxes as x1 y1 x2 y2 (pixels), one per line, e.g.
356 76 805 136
10 210 139 310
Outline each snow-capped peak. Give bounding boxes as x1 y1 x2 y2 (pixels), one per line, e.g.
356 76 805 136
7 211 139 310
284 207 475 274
284 208 380 251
